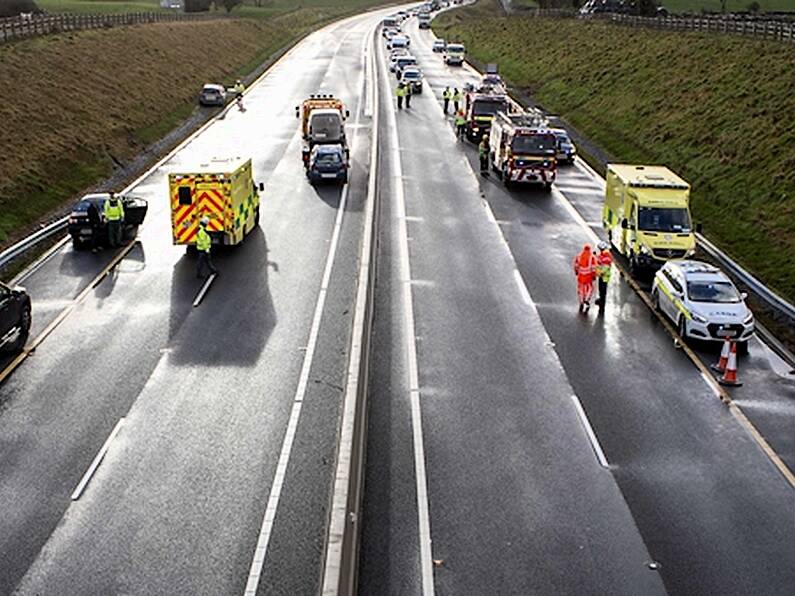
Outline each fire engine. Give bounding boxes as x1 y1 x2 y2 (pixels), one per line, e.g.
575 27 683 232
488 110 558 190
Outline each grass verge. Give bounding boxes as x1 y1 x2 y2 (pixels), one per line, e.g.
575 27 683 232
435 0 795 305
0 0 407 252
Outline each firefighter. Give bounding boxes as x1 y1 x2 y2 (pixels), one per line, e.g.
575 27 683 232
573 244 597 311
442 87 451 114
452 87 462 113
104 192 124 248
595 241 613 308
478 134 489 176
455 109 466 140
396 82 406 109
196 217 217 279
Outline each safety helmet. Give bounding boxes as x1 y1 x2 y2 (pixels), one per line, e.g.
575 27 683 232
598 241 609 251
482 134 488 139
200 216 209 226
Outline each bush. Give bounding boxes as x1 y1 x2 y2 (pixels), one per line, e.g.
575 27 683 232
0 0 40 18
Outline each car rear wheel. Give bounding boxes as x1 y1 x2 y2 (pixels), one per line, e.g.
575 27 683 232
9 304 31 352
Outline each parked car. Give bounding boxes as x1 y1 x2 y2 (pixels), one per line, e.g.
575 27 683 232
306 144 349 185
550 128 577 164
394 55 418 76
0 281 31 353
432 39 446 52
67 193 148 249
199 83 226 107
652 260 755 352
387 34 410 50
400 67 424 94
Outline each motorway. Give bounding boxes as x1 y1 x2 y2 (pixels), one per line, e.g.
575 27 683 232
0 8 390 596
1 5 794 596
359 13 795 596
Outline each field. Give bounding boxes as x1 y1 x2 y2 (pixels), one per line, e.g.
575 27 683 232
435 0 795 302
0 0 407 249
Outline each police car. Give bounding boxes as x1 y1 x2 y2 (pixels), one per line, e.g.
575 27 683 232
652 260 755 351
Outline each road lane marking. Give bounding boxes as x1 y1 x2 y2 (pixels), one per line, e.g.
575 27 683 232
380 34 436 596
571 395 609 468
71 418 124 501
0 241 137 386
434 49 795 489
514 269 532 305
192 273 217 307
243 25 368 596
11 235 71 285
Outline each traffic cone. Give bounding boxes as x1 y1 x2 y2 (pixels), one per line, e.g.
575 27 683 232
718 341 742 387
711 338 731 373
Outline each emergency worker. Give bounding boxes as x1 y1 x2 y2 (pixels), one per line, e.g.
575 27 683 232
573 244 597 310
405 81 413 109
596 241 613 308
478 134 489 175
196 217 217 279
396 82 406 109
234 79 245 98
455 109 466 140
87 200 102 253
104 192 124 248
452 88 462 113
442 87 451 114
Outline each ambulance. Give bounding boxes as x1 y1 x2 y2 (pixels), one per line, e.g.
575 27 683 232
602 164 697 274
169 157 263 249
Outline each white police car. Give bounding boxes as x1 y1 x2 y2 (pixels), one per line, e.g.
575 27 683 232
652 260 754 351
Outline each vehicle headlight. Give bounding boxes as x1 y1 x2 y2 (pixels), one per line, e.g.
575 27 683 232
685 248 696 258
743 313 754 325
691 312 708 324
639 244 651 255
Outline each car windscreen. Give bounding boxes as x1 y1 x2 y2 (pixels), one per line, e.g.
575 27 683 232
447 45 464 52
638 207 691 233
512 135 556 154
398 58 416 66
687 281 740 303
310 114 341 133
472 99 506 116
403 71 421 80
316 152 342 164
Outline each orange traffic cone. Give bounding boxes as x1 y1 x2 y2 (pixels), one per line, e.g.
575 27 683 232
711 338 731 373
718 341 742 387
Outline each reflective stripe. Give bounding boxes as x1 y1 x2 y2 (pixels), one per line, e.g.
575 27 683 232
658 281 691 320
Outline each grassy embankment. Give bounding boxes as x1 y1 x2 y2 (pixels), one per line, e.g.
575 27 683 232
435 0 795 304
511 1 795 12
0 0 404 250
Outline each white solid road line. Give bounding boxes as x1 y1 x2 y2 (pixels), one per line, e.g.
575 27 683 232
242 27 368 596
192 273 217 307
571 396 609 468
379 36 436 596
70 418 125 501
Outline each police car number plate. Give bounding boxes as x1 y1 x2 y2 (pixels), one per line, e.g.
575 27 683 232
321 173 337 179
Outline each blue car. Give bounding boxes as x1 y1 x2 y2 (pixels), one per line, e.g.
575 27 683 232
306 144 349 185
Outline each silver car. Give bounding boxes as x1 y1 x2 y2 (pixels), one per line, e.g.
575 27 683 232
199 84 226 107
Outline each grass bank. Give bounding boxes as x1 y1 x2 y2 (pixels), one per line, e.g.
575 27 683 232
0 0 404 249
435 1 795 303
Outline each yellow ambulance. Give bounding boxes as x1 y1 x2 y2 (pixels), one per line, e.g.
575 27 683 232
602 164 697 274
169 157 262 249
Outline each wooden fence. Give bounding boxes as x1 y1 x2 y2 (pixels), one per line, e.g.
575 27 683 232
0 11 229 44
520 8 795 43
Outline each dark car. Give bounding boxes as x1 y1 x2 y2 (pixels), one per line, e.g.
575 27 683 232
67 193 148 249
306 144 349 185
0 281 31 353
